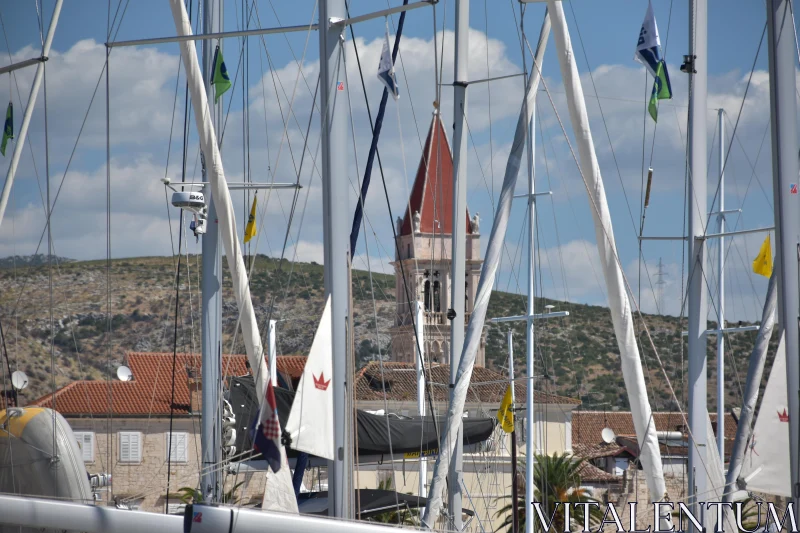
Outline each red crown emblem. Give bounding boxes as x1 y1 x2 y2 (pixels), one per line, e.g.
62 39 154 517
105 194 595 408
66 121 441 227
313 372 331 391
778 408 790 423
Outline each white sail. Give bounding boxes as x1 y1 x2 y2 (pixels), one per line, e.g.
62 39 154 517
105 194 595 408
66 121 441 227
725 271 778 500
421 13 550 527
738 335 791 497
547 0 667 502
285 296 334 460
167 0 298 513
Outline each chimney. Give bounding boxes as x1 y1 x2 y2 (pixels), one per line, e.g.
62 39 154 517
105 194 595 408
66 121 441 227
186 366 201 414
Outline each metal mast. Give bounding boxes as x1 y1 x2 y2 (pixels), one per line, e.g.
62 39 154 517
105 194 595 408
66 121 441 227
200 0 223 503
766 0 800 518
715 108 726 462
319 0 351 519
686 0 709 522
448 0 469 528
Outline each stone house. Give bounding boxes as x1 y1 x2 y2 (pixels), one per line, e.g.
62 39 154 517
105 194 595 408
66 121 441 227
29 351 306 513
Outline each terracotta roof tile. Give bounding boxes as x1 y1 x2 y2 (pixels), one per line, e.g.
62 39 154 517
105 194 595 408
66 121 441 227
578 462 622 484
28 352 301 416
572 442 627 460
572 410 738 447
354 362 580 405
399 112 473 236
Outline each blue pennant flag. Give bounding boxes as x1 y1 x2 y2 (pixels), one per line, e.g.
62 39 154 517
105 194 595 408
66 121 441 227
376 22 400 100
634 1 673 122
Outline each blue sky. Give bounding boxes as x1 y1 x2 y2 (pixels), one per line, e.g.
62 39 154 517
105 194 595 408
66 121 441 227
0 0 787 321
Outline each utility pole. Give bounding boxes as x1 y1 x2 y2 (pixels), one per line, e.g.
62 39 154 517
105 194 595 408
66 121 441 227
654 258 668 314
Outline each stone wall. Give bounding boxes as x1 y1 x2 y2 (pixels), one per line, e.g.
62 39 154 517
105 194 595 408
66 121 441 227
69 417 266 512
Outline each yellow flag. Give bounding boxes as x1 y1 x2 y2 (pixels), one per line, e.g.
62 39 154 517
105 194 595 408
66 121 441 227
244 195 257 243
497 384 514 433
752 234 773 278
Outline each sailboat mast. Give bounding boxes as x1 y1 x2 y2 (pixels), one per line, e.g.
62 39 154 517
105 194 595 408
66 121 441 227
318 0 352 519
0 0 64 230
200 0 223 504
716 108 725 463
448 0 469 528
686 0 709 521
765 0 800 518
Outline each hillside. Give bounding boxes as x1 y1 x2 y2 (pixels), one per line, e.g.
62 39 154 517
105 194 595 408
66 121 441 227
0 255 772 410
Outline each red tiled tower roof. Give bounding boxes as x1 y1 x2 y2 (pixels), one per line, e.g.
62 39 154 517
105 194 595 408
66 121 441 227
399 111 472 236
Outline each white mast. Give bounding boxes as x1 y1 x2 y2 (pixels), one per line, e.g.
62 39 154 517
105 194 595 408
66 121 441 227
200 0 223 503
415 301 427 498
448 0 469 528
765 0 800 518
686 0 709 520
318 0 351 519
715 108 725 462
0 0 64 229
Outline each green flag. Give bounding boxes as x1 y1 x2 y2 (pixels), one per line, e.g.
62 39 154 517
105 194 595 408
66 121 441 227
1 102 12 157
648 60 672 122
211 45 231 103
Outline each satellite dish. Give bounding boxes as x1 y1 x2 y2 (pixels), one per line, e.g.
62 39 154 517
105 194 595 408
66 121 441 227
11 371 28 391
601 427 616 444
116 366 133 382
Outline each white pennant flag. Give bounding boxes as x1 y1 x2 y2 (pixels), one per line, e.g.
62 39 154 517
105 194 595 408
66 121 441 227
377 21 400 100
285 296 334 460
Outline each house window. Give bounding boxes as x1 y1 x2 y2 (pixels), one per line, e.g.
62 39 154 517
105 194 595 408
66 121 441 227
74 432 94 462
166 432 188 463
119 432 142 463
167 503 186 515
407 243 411 259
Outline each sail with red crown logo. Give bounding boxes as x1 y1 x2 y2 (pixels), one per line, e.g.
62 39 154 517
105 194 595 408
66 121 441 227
285 296 334 460
739 335 791 497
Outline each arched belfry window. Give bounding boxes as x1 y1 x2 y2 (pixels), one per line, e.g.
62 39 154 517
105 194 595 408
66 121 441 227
424 280 431 311
433 281 441 312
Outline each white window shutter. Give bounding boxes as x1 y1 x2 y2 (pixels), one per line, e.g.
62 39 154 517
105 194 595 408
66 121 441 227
74 432 94 462
166 432 188 463
120 432 141 462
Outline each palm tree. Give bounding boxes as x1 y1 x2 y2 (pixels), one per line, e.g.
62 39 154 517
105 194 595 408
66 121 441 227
494 452 602 533
366 477 419 526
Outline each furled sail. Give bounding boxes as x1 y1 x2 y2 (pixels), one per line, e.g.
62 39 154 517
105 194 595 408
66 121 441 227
421 12 550 527
738 335 791 497
546 0 667 502
285 297 334 460
167 0 297 513
725 271 778 501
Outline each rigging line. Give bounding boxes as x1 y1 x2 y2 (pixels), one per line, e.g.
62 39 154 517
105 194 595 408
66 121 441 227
165 207 186 514
343 53 401 522
724 114 773 209
702 22 766 237
384 0 424 153
566 1 639 238
346 0 409 255
484 0 495 211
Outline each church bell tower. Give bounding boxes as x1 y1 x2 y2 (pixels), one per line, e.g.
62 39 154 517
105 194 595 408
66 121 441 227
389 109 485 367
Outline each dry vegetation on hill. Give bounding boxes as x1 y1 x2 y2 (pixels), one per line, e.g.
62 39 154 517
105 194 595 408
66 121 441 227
0 255 771 410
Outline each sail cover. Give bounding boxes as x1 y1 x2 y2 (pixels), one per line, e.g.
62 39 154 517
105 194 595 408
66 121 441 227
738 335 791 497
167 0 297 513
547 0 667 502
286 297 334 460
229 376 495 460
